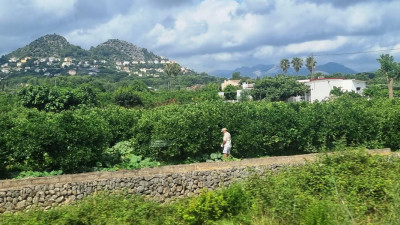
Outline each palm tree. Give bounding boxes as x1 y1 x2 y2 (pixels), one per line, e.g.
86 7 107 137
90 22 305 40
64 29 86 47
306 56 316 78
164 62 181 90
280 59 290 74
377 54 397 98
291 57 303 75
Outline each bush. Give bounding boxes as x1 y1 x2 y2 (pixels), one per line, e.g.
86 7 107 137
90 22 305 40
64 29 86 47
179 189 227 224
114 92 142 108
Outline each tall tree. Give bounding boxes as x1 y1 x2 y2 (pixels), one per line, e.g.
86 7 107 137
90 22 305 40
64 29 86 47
280 59 290 74
231 71 242 80
306 56 317 78
291 57 303 75
164 63 181 90
377 54 397 98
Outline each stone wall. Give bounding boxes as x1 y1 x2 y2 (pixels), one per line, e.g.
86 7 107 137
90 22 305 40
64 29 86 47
0 149 391 213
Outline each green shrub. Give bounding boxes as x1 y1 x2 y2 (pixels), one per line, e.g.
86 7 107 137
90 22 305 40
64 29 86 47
15 170 63 179
114 92 143 108
179 189 227 224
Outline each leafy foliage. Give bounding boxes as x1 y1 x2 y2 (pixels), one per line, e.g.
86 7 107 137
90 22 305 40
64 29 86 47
306 56 317 75
291 57 303 75
18 85 98 112
223 84 239 100
280 58 290 74
114 91 143 108
251 75 309 101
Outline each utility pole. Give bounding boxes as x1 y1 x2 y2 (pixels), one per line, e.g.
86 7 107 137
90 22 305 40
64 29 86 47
311 53 314 80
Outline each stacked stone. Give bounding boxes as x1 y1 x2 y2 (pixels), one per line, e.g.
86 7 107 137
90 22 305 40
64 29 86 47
0 165 280 213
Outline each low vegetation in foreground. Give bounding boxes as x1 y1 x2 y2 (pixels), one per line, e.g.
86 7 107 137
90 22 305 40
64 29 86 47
1 150 400 225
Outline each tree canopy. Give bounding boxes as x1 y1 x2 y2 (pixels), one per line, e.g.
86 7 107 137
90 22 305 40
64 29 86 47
251 75 309 101
280 59 290 74
291 57 303 75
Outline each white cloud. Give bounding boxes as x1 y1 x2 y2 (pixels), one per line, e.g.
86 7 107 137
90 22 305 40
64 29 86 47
285 36 348 55
1 0 400 73
253 45 275 58
32 0 77 16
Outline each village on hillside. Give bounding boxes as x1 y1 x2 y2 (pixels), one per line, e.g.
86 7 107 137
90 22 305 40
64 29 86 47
1 55 191 78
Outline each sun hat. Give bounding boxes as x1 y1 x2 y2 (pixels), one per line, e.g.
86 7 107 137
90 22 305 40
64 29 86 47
221 128 227 132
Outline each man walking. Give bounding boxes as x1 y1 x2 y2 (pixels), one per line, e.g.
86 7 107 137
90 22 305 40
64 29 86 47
221 128 232 158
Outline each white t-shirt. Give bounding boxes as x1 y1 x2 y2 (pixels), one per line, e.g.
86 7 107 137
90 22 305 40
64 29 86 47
223 132 232 148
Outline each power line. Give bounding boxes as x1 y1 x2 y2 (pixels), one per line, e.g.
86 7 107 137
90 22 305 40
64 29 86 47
313 47 400 57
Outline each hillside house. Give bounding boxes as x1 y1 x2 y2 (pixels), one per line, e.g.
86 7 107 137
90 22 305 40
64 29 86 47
68 70 76 76
9 57 18 63
291 78 367 102
1 63 8 68
61 62 72 68
20 57 31 63
221 80 241 90
123 67 130 72
1 68 10 73
123 61 130 66
16 62 22 67
139 60 146 64
237 82 255 100
132 61 138 64
115 61 122 66
64 57 73 62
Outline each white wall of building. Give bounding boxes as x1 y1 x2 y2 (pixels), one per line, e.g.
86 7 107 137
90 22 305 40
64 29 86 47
301 79 367 102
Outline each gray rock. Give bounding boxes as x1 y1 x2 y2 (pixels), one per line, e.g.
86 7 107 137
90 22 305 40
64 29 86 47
15 200 26 210
55 196 64 203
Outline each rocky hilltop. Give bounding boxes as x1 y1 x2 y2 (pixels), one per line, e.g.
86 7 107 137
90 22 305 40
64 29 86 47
0 34 192 77
90 39 160 61
7 34 87 58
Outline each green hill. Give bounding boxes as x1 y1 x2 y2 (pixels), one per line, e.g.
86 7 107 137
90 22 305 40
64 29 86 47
7 34 89 58
89 39 161 61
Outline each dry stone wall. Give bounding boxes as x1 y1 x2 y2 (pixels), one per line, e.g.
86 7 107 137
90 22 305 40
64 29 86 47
0 149 390 213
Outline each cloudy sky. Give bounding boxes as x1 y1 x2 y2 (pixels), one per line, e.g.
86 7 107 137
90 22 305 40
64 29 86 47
1 0 400 73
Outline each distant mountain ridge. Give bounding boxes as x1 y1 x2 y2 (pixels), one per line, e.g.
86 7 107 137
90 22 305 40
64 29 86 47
211 62 357 78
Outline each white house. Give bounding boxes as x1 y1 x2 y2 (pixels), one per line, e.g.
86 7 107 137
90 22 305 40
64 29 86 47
237 82 255 100
293 78 367 102
221 80 241 90
9 57 18 63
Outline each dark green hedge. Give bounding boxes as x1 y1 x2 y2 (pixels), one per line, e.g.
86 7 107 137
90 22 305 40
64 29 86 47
1 96 400 176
